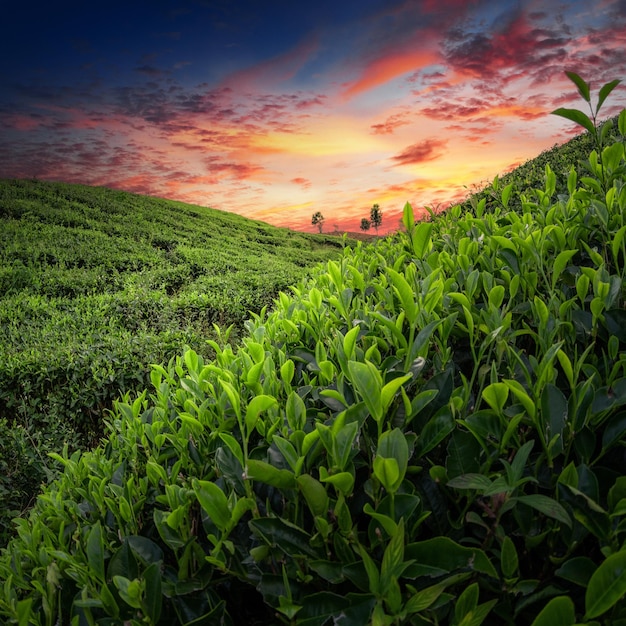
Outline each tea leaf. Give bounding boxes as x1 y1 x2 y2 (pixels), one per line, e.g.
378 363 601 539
551 249 577 291
531 596 576 626
348 360 383 422
585 550 626 619
552 107 595 134
193 479 231 531
500 536 518 578
297 474 328 517
245 394 277 435
515 494 572 527
246 459 296 490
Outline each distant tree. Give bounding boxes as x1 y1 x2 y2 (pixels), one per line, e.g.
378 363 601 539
360 218 371 232
311 211 325 233
370 204 383 235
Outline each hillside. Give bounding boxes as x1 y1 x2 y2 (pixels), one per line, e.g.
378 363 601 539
0 179 345 533
1 74 626 624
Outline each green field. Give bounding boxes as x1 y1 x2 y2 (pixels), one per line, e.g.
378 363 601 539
0 180 345 535
1 75 626 625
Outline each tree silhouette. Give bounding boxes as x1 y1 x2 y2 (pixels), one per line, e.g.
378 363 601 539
370 204 382 235
311 211 325 233
360 218 371 232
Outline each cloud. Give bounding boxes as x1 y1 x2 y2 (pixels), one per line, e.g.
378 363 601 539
391 138 448 166
371 111 412 135
291 177 312 189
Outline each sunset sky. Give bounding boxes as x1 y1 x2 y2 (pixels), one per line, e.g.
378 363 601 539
1 1 625 234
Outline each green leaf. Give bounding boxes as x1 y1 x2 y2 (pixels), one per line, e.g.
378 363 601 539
343 324 361 361
219 433 244 467
127 536 163 566
555 556 596 587
504 379 536 420
515 494 572 527
551 249 577 291
597 79 621 113
488 285 505 309
414 407 455 457
501 536 519 578
402 201 415 232
86 520 105 582
297 474 329 518
381 374 412 414
245 394 277 435
373 456 400 494
318 468 354 496
565 71 591 103
412 221 433 258
482 382 509 414
381 518 407 594
249 517 321 559
348 360 383 422
501 183 514 209
113 576 142 609
586 550 626 619
552 107 595 134
611 224 626 269
405 537 498 579
377 428 409 489
531 596 576 626
246 459 296 490
358 544 380 595
363 503 398 537
447 473 493 492
455 582 479 622
142 562 162 624
388 267 418 324
192 478 231 531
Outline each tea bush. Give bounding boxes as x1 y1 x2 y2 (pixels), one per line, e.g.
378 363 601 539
0 180 344 545
1 73 626 624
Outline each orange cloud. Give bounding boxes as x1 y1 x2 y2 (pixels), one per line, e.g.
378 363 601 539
342 48 440 100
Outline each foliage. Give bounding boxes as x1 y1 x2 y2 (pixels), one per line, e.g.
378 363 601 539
360 218 371 232
370 204 383 234
1 73 626 624
312 211 325 233
0 180 344 544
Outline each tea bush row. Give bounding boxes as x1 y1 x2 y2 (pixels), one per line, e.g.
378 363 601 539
0 181 343 544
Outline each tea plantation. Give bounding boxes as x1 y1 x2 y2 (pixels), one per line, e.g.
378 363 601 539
0 181 344 544
1 74 626 624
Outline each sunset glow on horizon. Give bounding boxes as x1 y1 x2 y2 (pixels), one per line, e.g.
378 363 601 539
1 0 625 234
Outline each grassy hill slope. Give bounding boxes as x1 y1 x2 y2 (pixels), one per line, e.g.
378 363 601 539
0 178 344 529
1 75 626 623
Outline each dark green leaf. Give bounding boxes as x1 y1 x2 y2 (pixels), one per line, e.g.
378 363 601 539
405 537 497 578
586 550 626 619
246 459 296 490
86 521 105 582
552 107 595 134
597 79 621 113
192 479 231 531
142 562 162 623
565 71 591 102
555 556 597 587
249 517 321 559
531 596 576 626
515 494 571 527
127 536 164 566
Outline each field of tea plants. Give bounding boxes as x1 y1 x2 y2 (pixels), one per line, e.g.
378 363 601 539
0 180 344 540
1 74 626 625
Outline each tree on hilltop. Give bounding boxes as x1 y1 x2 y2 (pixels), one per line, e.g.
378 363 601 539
370 204 382 235
311 211 325 233
360 218 371 232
